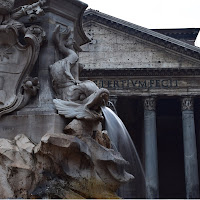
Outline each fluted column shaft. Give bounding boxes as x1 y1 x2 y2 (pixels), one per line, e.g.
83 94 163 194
181 97 199 199
144 97 159 198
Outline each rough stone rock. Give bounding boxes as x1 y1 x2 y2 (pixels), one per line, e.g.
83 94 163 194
34 133 133 198
0 134 35 198
64 119 102 137
64 119 111 148
0 130 134 199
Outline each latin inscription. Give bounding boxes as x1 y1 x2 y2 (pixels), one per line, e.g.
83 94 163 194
93 79 178 90
2 127 15 132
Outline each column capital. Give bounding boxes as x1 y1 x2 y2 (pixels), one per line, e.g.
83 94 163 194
181 97 194 111
144 97 156 111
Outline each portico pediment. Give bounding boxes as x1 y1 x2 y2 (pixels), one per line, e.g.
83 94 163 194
80 20 200 72
80 10 200 97
82 9 200 62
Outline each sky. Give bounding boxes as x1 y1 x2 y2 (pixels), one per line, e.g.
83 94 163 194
82 0 200 46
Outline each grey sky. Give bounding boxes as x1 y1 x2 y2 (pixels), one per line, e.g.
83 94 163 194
82 0 200 46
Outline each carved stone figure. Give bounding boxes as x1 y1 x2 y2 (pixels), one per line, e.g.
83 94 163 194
0 0 46 117
0 1 134 199
50 25 109 120
51 25 79 84
48 21 134 199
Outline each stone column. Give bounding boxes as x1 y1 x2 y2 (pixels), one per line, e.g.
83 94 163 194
144 97 159 199
181 97 199 199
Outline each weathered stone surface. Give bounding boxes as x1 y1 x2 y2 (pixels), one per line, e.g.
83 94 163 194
182 98 199 198
12 0 89 114
0 1 134 199
0 0 46 117
49 24 109 121
80 22 200 70
0 130 133 199
0 134 35 198
64 119 102 136
0 113 66 143
144 97 159 198
64 119 111 148
79 21 200 99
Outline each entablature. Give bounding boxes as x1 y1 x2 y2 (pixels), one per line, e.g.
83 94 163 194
80 68 200 97
81 68 200 77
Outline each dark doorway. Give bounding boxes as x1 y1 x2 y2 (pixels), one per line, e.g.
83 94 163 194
116 96 144 164
194 98 200 193
156 98 186 198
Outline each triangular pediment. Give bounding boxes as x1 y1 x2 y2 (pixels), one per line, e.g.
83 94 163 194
82 9 200 63
80 19 200 71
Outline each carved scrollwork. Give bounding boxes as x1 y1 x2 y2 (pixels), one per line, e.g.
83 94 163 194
26 25 46 44
11 0 46 21
181 97 194 111
17 77 40 110
144 97 156 111
0 0 46 117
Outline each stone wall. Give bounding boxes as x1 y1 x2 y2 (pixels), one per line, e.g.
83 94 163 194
79 22 200 70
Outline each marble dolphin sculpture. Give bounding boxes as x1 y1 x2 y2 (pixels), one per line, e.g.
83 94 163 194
49 25 109 120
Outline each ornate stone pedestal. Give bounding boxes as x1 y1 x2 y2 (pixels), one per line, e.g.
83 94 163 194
0 1 134 199
0 0 89 142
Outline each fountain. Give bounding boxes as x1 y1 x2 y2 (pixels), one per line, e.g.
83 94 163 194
102 106 146 198
0 0 145 198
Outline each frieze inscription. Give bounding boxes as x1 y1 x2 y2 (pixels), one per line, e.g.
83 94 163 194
93 79 178 90
2 126 15 132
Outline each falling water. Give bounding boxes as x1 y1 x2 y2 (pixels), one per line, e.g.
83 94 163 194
102 106 146 199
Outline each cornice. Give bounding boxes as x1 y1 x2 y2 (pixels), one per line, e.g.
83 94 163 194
15 0 90 47
83 10 200 61
152 28 200 41
80 68 200 77
44 6 90 46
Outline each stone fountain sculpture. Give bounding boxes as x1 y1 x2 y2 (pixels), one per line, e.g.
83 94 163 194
0 0 46 117
0 0 134 199
50 25 109 121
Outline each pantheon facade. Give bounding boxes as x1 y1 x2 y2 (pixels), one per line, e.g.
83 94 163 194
79 9 200 199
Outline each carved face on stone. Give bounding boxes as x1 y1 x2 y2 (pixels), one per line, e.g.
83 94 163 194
0 0 15 15
53 81 110 121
